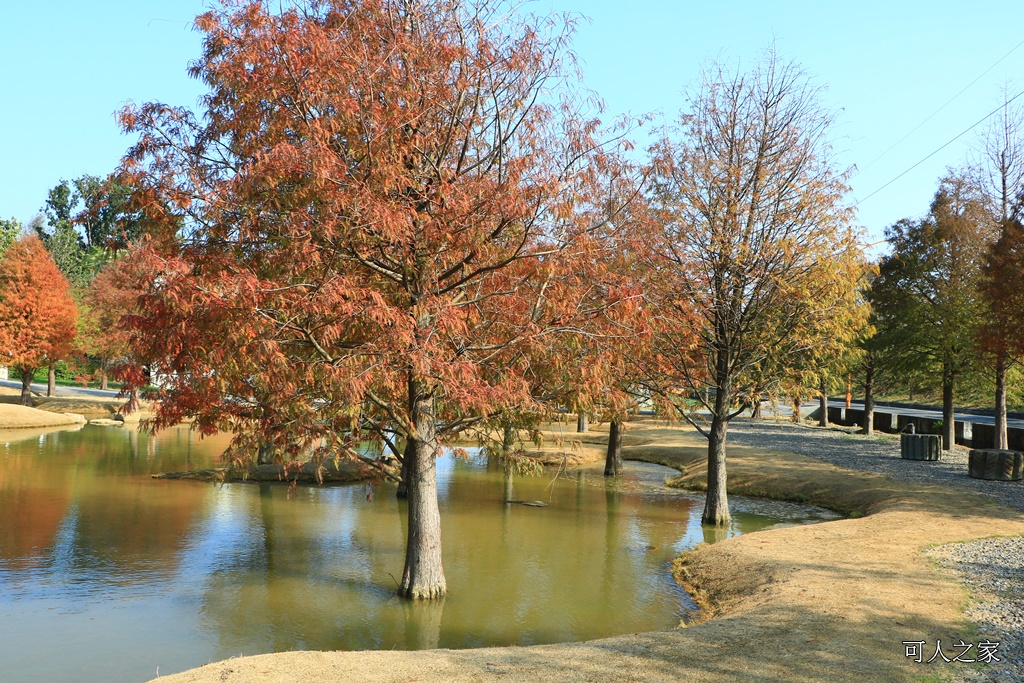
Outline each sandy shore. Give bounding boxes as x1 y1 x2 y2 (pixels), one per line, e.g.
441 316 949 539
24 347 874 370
145 420 1024 683
0 383 157 426
0 402 86 429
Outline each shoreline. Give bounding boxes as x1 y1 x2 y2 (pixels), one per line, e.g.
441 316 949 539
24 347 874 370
140 419 1024 683
0 402 86 429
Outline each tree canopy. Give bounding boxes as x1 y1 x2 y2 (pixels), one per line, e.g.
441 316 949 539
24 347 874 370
115 0 638 599
0 235 78 404
872 171 995 448
643 49 862 525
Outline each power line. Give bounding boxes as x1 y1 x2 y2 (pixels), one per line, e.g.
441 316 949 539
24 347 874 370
857 89 1024 206
857 37 1024 176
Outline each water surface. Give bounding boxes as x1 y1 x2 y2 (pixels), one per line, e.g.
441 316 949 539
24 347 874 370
0 424 837 682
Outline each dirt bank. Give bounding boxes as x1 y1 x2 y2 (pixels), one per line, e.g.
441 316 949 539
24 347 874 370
481 419 644 468
153 459 384 484
151 421 1023 683
0 403 86 429
0 384 155 420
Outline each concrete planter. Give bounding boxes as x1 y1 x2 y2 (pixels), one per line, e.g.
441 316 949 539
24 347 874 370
900 434 941 461
968 449 1024 481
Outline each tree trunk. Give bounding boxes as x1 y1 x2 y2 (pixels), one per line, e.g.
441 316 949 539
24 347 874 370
994 352 1008 450
604 416 623 477
503 468 514 502
257 440 276 466
845 376 852 410
941 362 954 451
703 409 730 526
818 378 829 427
703 365 731 526
576 412 588 433
47 363 56 397
100 368 108 391
863 360 875 437
791 395 801 423
399 385 446 600
501 423 516 455
19 367 34 406
396 439 412 499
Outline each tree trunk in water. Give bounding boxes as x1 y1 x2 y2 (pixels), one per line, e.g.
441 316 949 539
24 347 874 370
703 410 731 526
399 387 446 600
19 368 34 406
994 352 1008 450
604 417 622 477
47 364 56 397
703 367 731 526
863 361 875 437
941 363 954 451
396 439 412 499
818 378 828 427
576 412 588 433
401 597 446 650
501 423 516 455
503 469 513 502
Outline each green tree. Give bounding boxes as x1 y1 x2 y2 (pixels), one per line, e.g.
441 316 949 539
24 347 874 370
37 180 89 286
36 175 141 288
0 217 23 255
980 216 1024 447
72 174 142 251
976 92 1024 448
872 171 995 449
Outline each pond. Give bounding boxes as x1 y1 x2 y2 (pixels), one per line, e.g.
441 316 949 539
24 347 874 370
0 424 838 683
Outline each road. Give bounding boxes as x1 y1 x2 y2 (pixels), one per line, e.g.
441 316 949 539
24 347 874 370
827 400 1024 430
0 379 122 400
6 380 1019 430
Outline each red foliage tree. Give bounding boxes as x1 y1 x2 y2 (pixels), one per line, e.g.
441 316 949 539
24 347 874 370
77 261 136 390
0 235 78 405
116 0 635 599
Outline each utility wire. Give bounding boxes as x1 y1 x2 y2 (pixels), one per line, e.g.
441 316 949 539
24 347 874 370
857 37 1024 176
857 89 1024 206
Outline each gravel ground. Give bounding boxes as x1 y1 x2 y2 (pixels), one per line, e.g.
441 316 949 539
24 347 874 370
726 418 1024 683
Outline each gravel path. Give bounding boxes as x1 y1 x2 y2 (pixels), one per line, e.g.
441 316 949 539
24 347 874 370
726 418 1024 683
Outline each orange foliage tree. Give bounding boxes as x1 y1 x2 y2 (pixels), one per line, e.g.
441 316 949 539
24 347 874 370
0 235 78 405
116 0 636 599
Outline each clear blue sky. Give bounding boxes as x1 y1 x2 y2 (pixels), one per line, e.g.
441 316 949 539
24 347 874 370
3 0 1023 244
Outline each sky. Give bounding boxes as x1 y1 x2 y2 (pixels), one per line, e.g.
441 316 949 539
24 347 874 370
2 0 1023 246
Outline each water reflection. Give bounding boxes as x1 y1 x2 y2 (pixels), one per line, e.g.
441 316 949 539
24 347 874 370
0 425 837 683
